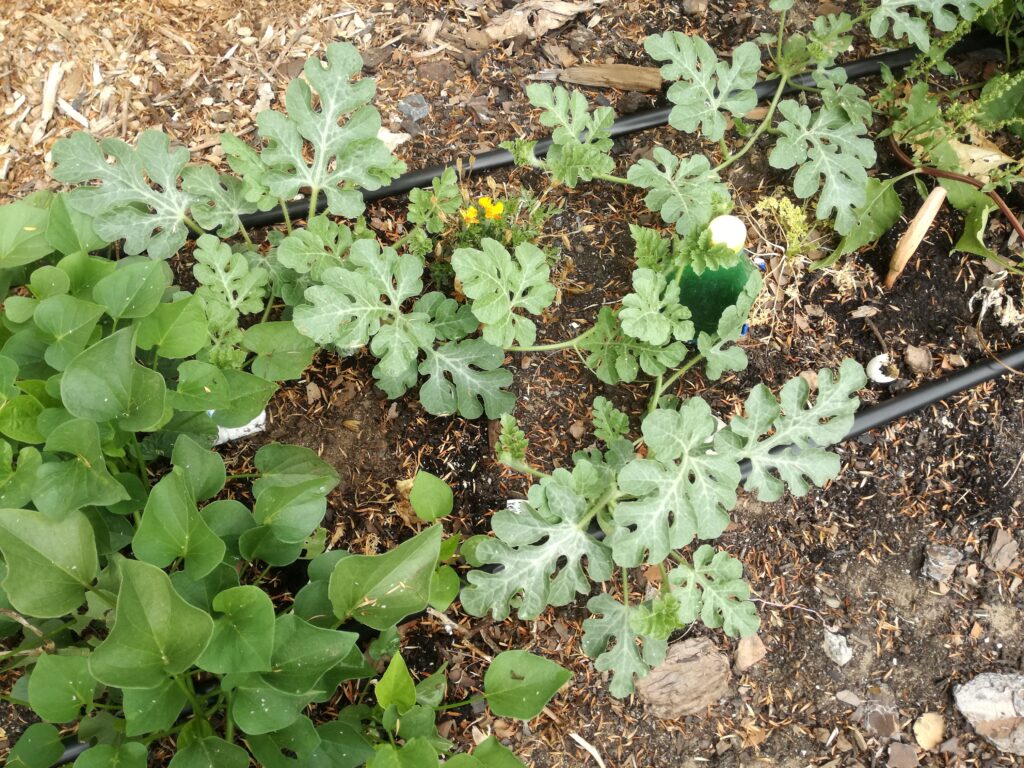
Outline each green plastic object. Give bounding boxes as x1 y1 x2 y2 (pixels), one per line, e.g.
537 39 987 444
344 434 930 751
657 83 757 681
675 257 758 335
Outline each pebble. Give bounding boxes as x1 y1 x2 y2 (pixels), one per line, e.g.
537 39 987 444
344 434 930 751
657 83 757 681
822 630 853 667
888 742 919 768
398 93 430 123
914 712 944 750
921 544 963 583
954 673 1024 755
904 344 932 375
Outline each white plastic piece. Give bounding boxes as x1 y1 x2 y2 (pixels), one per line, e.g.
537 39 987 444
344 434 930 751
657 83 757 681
866 353 896 384
213 411 267 446
708 214 747 252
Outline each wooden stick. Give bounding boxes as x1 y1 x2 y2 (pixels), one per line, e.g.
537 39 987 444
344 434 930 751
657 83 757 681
885 185 947 289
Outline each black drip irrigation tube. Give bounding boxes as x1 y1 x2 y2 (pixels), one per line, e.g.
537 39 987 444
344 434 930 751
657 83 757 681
53 33 1010 765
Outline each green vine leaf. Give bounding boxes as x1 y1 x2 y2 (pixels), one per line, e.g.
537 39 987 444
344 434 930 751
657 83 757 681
461 468 613 620
669 545 759 637
181 165 257 238
582 593 667 698
483 651 571 720
768 96 876 235
407 167 461 234
580 307 688 385
718 358 865 502
828 177 903 266
276 216 355 278
869 0 994 52
412 292 478 342
524 84 615 186
89 559 214 689
27 653 96 723
451 239 556 349
592 397 629 444
193 234 270 326
630 224 672 272
418 339 514 419
50 130 194 260
256 42 406 217
610 398 740 567
626 149 728 234
294 240 430 377
496 413 529 464
645 34 760 141
619 268 694 346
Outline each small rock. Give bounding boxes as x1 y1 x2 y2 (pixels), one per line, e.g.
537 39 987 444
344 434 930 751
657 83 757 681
823 630 853 667
361 46 394 71
734 634 767 673
888 742 919 768
568 420 586 440
921 545 963 583
914 712 944 750
904 344 932 375
983 529 1020 572
939 736 962 756
954 673 1024 755
836 689 864 707
859 685 900 739
682 0 708 13
398 93 430 123
636 637 731 718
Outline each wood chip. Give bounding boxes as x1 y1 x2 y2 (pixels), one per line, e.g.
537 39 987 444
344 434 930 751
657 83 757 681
560 64 662 92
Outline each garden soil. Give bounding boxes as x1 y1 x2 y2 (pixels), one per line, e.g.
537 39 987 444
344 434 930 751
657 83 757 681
3 0 1024 766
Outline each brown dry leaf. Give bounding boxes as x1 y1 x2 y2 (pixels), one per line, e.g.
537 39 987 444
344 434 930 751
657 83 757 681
465 0 601 49
569 420 586 439
949 137 1014 183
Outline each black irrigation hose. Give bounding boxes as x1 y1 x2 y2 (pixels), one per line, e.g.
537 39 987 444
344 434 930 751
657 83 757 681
233 32 1000 230
54 33 1008 766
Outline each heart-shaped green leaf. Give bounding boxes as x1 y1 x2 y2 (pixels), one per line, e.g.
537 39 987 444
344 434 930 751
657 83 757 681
166 736 250 768
61 328 167 431
376 653 415 714
122 678 187 737
329 525 441 629
27 653 96 722
92 261 170 320
483 650 570 720
196 586 275 674
89 559 213 689
0 508 97 617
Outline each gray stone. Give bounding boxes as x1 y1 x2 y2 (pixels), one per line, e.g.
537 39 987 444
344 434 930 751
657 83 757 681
954 673 1024 755
398 94 430 123
921 544 963 583
888 742 919 768
823 630 853 667
636 637 731 718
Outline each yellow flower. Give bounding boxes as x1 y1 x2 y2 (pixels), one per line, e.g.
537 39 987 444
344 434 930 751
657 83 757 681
460 206 479 225
478 196 505 220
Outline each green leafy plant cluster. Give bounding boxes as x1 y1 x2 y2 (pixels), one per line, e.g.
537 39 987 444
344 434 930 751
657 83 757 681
503 0 1024 273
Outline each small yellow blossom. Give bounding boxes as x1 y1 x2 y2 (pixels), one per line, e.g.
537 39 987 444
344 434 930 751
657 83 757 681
478 196 505 220
460 206 480 225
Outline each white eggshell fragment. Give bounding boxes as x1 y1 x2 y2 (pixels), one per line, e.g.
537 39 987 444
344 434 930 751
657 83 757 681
866 354 896 384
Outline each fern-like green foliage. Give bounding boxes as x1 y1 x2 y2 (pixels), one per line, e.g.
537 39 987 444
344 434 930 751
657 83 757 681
645 33 760 142
511 84 616 186
869 0 995 52
463 360 866 695
255 43 406 217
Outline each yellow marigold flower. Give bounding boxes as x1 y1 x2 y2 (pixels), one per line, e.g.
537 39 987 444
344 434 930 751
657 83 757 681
460 206 479 225
478 196 505 220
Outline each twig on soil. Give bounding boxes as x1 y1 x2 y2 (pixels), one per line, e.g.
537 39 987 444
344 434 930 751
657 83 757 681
750 597 836 629
570 732 608 768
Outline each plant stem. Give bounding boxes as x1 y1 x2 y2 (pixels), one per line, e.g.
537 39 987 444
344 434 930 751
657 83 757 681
183 216 205 237
129 434 149 486
280 199 293 234
308 189 320 223
714 75 788 174
621 568 631 607
434 695 485 712
225 690 235 743
646 352 705 415
238 226 254 247
260 285 277 324
594 173 630 185
508 326 595 353
227 472 259 480
174 674 207 720
504 459 549 480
